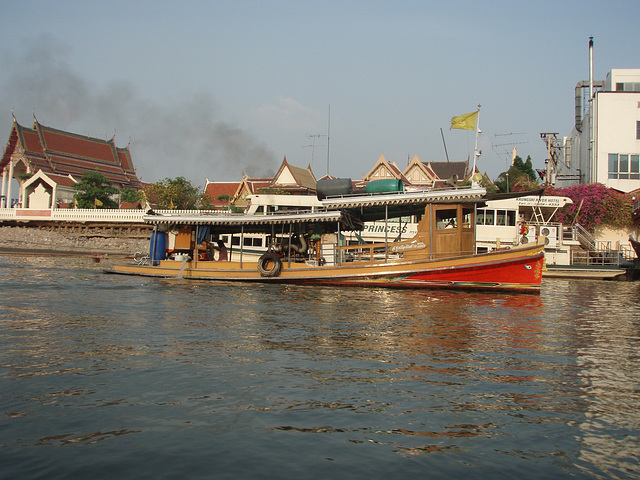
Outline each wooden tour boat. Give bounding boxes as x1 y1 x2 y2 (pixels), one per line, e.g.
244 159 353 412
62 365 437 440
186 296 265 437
106 186 546 293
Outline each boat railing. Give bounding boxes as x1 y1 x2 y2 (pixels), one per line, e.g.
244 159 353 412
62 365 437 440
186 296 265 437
573 223 597 250
570 248 633 267
339 242 392 263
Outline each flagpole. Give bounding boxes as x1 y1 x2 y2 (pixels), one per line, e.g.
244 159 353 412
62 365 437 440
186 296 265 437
472 105 481 185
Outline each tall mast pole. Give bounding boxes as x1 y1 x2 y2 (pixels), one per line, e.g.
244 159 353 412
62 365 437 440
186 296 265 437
472 105 481 184
326 105 331 176
589 37 595 183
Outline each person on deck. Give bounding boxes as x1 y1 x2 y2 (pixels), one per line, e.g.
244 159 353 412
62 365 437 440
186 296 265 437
217 240 228 262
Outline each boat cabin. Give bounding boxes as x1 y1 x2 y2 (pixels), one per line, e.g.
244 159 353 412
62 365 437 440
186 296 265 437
475 195 573 253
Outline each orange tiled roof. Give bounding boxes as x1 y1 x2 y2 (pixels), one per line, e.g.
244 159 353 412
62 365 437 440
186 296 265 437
204 181 242 207
1 119 142 189
46 173 77 187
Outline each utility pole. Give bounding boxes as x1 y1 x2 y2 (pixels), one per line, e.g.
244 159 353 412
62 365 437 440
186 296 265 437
540 132 562 186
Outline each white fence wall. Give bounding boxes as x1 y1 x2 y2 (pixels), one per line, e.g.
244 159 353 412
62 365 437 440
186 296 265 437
0 208 220 223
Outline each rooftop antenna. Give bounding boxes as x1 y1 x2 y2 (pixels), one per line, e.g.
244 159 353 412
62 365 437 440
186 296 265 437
303 133 326 170
492 132 528 170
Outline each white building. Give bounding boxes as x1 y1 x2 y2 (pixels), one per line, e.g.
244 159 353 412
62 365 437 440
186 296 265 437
555 68 640 193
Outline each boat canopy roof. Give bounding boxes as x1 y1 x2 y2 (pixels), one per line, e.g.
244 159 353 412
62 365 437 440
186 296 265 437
143 186 488 233
322 186 487 222
144 210 351 234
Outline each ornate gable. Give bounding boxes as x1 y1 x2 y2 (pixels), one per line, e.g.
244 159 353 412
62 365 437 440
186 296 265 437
270 157 317 193
403 154 437 186
21 170 78 208
363 154 409 183
228 176 272 207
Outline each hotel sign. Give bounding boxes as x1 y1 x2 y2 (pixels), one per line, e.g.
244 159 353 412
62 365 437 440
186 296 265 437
516 196 572 208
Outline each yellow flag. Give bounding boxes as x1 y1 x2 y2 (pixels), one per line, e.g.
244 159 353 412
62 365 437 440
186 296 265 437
95 198 103 207
450 111 478 130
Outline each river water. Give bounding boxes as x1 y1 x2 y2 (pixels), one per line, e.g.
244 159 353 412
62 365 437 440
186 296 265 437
1 254 640 479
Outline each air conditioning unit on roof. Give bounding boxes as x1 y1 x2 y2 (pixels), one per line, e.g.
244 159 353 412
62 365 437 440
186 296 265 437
539 226 558 248
521 225 536 244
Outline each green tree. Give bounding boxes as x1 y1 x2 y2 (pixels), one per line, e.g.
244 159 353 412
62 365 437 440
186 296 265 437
494 155 539 193
144 177 200 209
120 188 144 204
73 171 119 208
198 192 213 210
217 194 233 210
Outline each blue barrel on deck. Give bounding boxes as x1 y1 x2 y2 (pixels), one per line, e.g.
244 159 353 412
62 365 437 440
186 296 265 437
149 232 167 265
365 179 404 194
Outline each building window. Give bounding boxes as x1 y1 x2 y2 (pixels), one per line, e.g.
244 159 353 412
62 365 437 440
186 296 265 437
616 82 640 92
637 120 640 140
609 153 640 179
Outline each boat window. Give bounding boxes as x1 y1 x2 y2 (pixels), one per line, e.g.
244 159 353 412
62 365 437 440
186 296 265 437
496 210 517 226
462 208 473 228
476 210 485 225
231 237 241 247
484 210 495 226
436 208 457 229
496 210 507 226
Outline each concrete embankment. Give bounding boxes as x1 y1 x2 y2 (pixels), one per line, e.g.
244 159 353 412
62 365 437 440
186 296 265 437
0 226 149 257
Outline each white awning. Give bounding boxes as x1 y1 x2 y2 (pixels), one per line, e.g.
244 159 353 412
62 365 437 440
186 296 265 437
143 210 343 226
321 186 487 209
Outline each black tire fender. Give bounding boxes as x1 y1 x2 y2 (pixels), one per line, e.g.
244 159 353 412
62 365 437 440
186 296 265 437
257 252 282 277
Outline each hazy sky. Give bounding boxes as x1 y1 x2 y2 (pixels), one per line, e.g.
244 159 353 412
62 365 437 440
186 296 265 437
1 0 638 187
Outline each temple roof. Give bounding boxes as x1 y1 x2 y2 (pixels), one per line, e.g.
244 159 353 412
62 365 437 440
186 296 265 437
1 118 142 189
363 154 410 183
426 161 468 181
272 157 317 192
204 181 242 207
